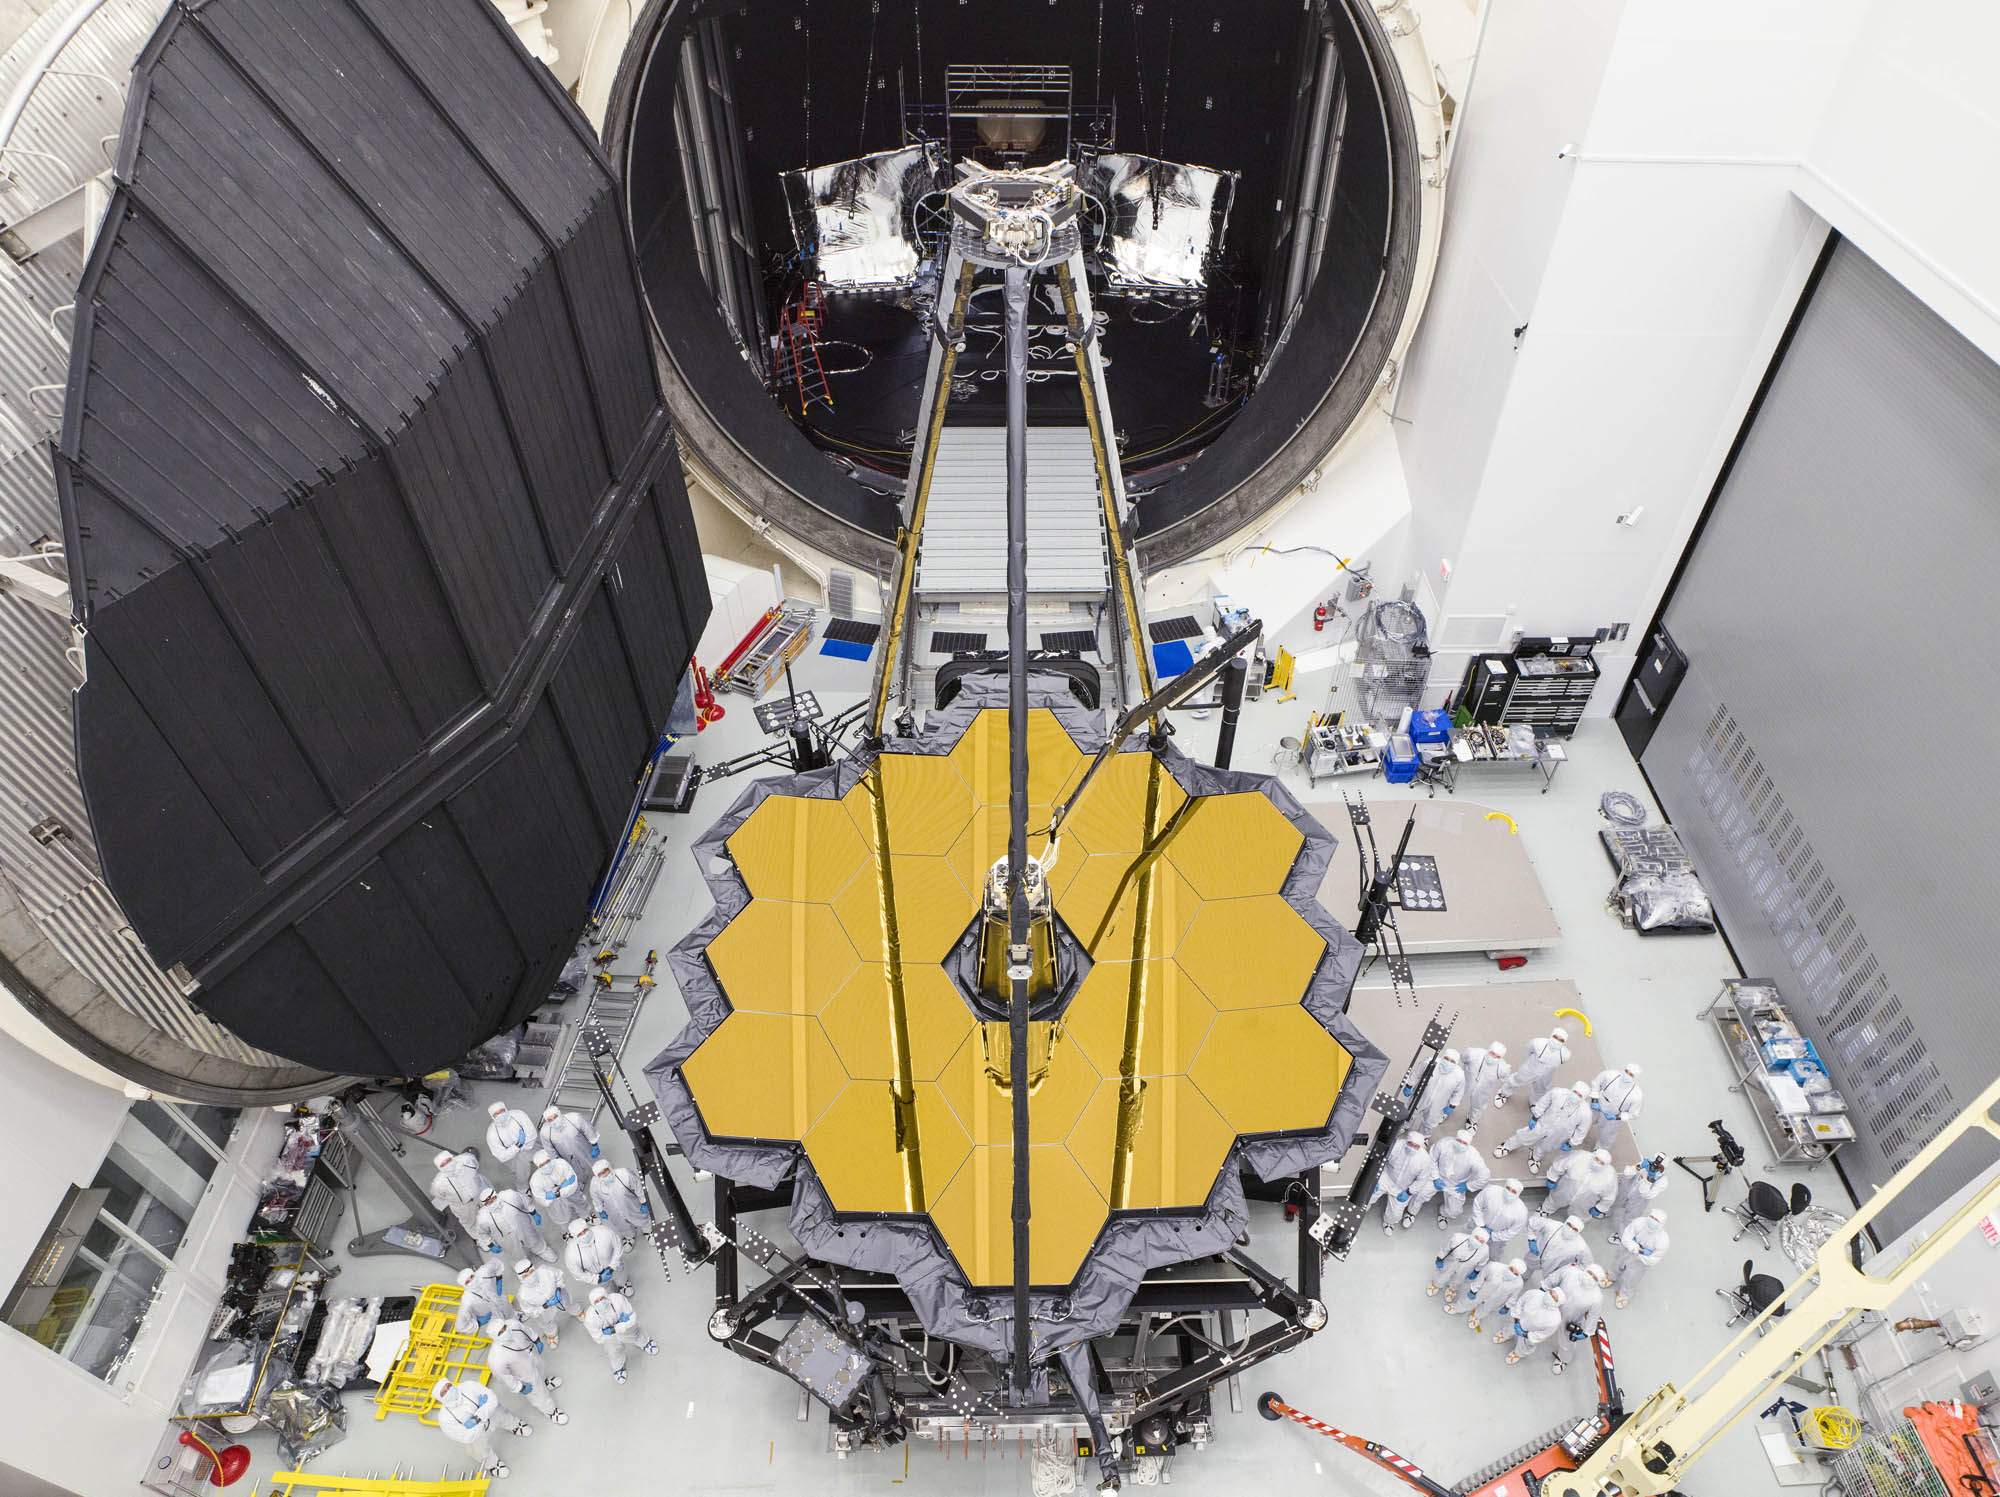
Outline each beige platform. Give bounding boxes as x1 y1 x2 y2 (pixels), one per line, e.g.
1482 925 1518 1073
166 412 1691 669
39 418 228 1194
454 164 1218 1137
1322 979 1644 1189
1305 797 1563 957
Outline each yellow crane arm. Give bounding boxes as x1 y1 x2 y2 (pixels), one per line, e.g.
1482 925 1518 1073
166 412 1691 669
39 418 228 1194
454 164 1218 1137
1562 1073 2000 1497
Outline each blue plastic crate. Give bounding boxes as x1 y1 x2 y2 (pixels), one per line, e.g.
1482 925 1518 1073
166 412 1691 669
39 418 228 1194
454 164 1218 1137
1383 734 1420 783
1409 709 1452 744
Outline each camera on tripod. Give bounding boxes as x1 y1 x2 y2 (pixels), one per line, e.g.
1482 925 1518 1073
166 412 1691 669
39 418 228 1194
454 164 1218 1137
1675 1119 1749 1211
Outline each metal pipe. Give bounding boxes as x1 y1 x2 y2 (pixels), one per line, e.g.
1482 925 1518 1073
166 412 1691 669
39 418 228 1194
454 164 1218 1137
1215 654 1248 768
1003 264 1033 1399
0 0 114 166
1280 36 1340 322
868 258 975 735
1304 80 1349 294
1055 260 1155 719
678 36 742 344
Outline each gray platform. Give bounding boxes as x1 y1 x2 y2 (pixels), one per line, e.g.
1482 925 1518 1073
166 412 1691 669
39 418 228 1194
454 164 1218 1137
1323 979 1644 1189
1307 797 1563 957
913 426 1111 596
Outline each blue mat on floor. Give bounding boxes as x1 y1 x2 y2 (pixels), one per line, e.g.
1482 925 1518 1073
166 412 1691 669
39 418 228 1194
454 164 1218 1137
1152 639 1195 678
820 637 874 661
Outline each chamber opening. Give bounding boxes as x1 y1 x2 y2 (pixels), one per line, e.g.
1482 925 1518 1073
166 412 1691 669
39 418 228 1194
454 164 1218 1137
610 0 1421 568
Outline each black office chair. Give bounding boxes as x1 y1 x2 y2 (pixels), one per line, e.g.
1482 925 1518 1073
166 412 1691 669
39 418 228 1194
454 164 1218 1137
1727 1180 1811 1248
1718 1259 1788 1328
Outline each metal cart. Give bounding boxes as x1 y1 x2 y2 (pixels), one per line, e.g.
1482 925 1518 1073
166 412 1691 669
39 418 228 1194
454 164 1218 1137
1700 978 1853 1168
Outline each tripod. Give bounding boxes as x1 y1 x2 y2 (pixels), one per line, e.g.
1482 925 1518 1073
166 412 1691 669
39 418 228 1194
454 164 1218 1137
1673 1149 1737 1212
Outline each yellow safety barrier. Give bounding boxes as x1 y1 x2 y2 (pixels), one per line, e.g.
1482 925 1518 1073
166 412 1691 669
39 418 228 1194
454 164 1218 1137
372 1284 492 1426
264 1471 490 1496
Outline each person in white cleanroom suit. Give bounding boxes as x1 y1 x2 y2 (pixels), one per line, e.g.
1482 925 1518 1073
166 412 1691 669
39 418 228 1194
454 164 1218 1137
1610 1209 1670 1308
1457 1256 1526 1331
486 1102 540 1189
455 1261 510 1336
1470 1177 1531 1254
1609 1156 1669 1233
1543 1148 1619 1221
432 1376 529 1478
589 1159 653 1248
582 1285 658 1383
1497 1028 1571 1107
1524 1214 1592 1288
514 1258 583 1346
429 1148 491 1233
540 1106 601 1183
1545 1261 1612 1375
1369 1131 1435 1233
486 1319 568 1426
1495 1080 1594 1173
1590 1063 1645 1151
474 1186 553 1265
1408 1049 1466 1135
1497 1284 1566 1365
1427 1225 1492 1304
1460 1041 1510 1128
1409 1130 1490 1227
529 1149 589 1231
564 1214 630 1296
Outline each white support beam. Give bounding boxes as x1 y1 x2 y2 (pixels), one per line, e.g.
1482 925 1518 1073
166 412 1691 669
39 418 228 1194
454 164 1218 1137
0 556 70 615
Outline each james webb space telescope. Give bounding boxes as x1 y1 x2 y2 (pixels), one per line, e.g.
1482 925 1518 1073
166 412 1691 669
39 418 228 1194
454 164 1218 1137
598 164 1388 1487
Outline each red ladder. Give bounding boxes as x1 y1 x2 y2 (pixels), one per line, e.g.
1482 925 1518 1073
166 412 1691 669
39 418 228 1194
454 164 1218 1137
775 281 834 415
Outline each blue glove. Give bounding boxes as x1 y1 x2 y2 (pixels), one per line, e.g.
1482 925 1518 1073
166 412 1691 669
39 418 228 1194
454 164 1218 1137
639 1204 651 1217
518 1381 532 1396
1589 1208 1604 1217
1443 1106 1455 1117
1396 1191 1409 1202
487 1243 502 1254
1559 1142 1572 1152
589 1145 600 1158
1401 1085 1413 1098
1512 1321 1523 1337
1433 1179 1446 1190
599 1210 610 1220
1434 1258 1445 1271
599 1268 613 1281
1456 1183 1469 1195
532 1212 542 1226
1529 1243 1540 1256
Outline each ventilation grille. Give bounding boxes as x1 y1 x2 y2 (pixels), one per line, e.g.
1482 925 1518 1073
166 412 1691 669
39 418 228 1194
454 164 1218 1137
1148 615 1204 643
1040 630 1097 654
1690 706 1951 1171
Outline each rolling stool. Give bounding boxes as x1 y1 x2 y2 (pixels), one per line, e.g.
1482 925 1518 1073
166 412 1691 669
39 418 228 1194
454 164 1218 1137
1728 1180 1811 1249
1719 1259 1788 1328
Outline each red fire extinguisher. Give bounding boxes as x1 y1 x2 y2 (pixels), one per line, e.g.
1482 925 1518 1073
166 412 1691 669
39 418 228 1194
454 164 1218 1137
1313 601 1331 633
693 664 725 729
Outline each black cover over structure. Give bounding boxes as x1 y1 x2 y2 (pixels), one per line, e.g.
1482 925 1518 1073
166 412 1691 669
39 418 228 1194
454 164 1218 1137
53 0 709 1076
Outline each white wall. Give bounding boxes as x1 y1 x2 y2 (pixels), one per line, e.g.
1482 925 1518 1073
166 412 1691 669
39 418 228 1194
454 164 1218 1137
1392 0 1915 710
0 1028 283 1493
0 1027 161 1492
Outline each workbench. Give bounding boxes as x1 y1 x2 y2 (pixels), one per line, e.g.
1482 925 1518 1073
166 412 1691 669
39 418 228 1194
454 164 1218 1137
1305 797 1562 959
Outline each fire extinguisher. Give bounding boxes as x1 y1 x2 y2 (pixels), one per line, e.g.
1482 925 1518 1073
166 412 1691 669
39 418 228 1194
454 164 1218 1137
1313 601 1331 633
693 664 724 728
